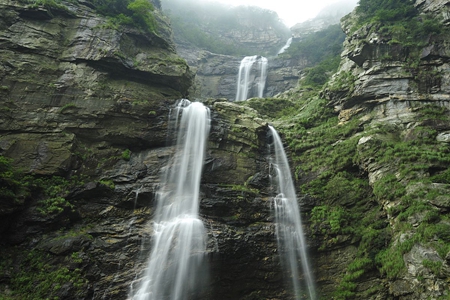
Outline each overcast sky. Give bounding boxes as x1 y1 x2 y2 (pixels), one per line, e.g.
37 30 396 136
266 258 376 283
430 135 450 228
203 0 358 27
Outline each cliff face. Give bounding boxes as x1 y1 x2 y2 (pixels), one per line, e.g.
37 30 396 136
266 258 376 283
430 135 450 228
2 0 450 299
0 0 194 178
0 1 289 299
305 0 450 298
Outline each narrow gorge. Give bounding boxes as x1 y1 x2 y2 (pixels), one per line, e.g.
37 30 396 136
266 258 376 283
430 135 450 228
1 0 450 300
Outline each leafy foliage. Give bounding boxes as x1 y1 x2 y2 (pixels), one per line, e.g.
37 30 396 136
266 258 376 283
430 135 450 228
1 248 86 299
20 0 74 14
279 25 345 88
243 98 301 119
282 25 345 65
121 148 131 161
356 0 417 23
0 155 87 215
90 0 156 32
0 156 27 201
20 0 156 32
302 56 341 87
355 0 443 47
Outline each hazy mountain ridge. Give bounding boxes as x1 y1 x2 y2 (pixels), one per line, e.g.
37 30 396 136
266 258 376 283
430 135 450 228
162 0 290 57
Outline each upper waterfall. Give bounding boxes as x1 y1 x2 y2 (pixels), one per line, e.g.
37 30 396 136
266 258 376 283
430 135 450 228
277 37 293 55
235 55 268 101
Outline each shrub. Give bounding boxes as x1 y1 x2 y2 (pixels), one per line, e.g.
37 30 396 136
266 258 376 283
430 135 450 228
0 156 27 201
91 0 156 32
121 149 131 161
356 0 443 47
282 24 345 65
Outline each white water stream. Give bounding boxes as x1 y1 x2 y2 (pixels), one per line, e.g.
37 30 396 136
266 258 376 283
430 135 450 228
235 55 268 101
268 125 316 300
257 57 268 98
278 37 293 55
129 99 210 300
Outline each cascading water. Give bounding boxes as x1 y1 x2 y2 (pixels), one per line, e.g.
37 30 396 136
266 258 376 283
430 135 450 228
278 37 293 55
257 57 268 98
268 125 316 300
129 99 210 300
236 55 257 101
235 55 268 101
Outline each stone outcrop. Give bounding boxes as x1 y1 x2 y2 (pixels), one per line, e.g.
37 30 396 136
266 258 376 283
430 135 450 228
309 0 450 299
325 0 450 110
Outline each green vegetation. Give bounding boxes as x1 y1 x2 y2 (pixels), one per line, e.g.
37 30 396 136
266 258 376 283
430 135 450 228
121 148 131 161
0 156 27 201
357 0 417 23
244 98 300 119
353 106 450 281
281 25 345 88
0 156 86 216
221 184 259 195
355 0 443 47
91 0 156 33
59 103 77 113
335 257 373 299
21 0 156 32
302 56 341 88
310 205 351 238
324 71 357 96
282 25 345 65
26 175 79 215
422 259 443 276
99 179 115 189
0 248 86 299
20 0 74 15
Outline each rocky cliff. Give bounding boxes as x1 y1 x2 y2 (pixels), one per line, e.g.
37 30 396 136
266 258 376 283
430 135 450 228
0 1 292 299
289 0 450 298
1 0 450 299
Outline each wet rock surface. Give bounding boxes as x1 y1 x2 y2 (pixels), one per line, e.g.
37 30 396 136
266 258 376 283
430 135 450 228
0 1 292 299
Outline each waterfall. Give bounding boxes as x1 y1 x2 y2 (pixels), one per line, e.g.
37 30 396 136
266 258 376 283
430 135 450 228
129 99 210 300
235 55 268 101
268 125 316 300
236 55 257 101
258 57 268 98
278 37 292 55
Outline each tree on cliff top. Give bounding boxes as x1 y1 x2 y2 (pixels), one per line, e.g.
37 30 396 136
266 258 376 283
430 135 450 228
355 0 442 46
357 0 417 22
91 0 157 33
